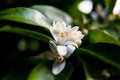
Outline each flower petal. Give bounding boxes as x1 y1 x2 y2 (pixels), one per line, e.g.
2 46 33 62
66 25 72 31
42 51 55 60
49 41 57 55
52 60 66 75
64 41 78 48
76 40 82 46
57 45 67 56
61 21 66 29
71 26 79 31
53 21 66 32
65 45 76 58
54 21 63 31
77 31 85 39
56 37 67 45
50 21 67 41
49 27 58 41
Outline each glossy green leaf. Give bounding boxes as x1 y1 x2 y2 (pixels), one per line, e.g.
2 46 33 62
27 63 55 80
0 7 51 29
87 29 120 46
0 26 53 43
32 5 72 24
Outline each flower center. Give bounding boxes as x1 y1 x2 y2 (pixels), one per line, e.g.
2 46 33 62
55 54 63 62
57 31 68 37
73 31 78 36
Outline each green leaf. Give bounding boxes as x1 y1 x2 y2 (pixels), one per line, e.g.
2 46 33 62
105 27 120 40
77 54 112 80
87 29 120 46
76 47 120 69
0 26 53 43
27 63 55 80
2 60 34 80
77 57 96 80
0 7 51 29
104 0 116 15
32 5 72 24
3 71 27 80
75 43 120 78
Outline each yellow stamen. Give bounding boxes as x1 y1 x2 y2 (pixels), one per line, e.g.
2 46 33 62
55 55 63 62
57 31 68 37
73 31 78 36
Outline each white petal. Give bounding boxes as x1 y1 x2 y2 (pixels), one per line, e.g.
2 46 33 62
64 41 78 48
66 25 71 31
57 37 67 45
49 41 57 55
55 22 63 31
53 20 56 26
52 60 66 75
50 21 67 41
65 45 76 58
71 26 79 31
76 40 82 46
50 21 63 41
57 46 67 56
61 21 66 28
49 27 58 41
77 31 84 39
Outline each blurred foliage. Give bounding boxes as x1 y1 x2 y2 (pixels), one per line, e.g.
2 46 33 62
0 0 120 80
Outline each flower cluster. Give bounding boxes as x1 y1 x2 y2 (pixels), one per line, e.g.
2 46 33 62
45 21 84 75
50 21 84 46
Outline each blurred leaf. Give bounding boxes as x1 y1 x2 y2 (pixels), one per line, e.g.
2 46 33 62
105 27 120 40
32 5 72 24
0 26 53 43
76 47 120 69
67 1 84 27
30 39 40 51
76 43 120 78
68 55 86 80
75 46 120 78
17 39 27 52
77 48 120 80
3 71 26 80
104 0 116 15
0 7 51 29
87 29 120 46
27 63 55 80
2 60 34 80
86 43 120 64
77 54 111 80
77 56 96 80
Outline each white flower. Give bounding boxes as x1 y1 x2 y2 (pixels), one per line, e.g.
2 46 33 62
45 21 84 75
50 21 84 46
68 26 84 46
50 21 71 45
44 41 76 75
